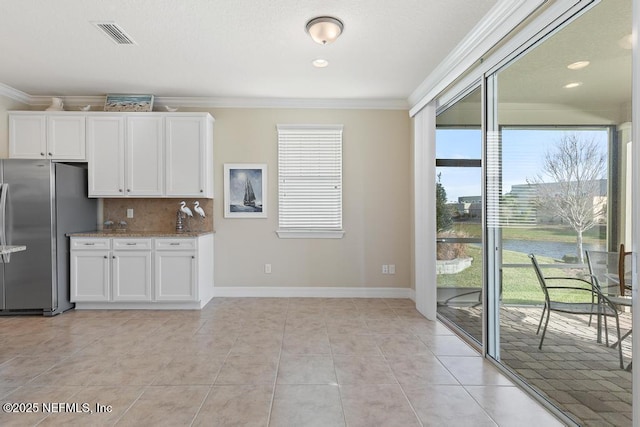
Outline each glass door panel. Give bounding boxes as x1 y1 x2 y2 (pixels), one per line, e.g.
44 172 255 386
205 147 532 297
436 88 484 345
485 0 632 423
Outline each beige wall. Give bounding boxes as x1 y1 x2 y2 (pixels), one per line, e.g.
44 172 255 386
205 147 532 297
0 98 412 289
206 107 411 288
0 94 29 158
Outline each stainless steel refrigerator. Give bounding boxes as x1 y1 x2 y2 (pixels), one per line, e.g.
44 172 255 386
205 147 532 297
0 160 98 315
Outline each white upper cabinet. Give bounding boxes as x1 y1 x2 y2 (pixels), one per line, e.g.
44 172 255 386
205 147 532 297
87 115 163 197
126 116 164 196
9 113 86 161
11 111 213 198
87 115 126 196
84 112 213 198
165 115 214 197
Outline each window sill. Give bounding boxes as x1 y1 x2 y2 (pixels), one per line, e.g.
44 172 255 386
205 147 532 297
276 229 345 239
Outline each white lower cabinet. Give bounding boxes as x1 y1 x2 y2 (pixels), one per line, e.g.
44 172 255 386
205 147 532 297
155 251 196 301
70 248 110 302
70 234 213 309
112 250 153 301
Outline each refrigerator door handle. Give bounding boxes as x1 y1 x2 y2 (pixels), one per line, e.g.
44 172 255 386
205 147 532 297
0 183 9 263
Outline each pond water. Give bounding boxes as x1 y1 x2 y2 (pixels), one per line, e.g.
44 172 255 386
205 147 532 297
502 240 605 260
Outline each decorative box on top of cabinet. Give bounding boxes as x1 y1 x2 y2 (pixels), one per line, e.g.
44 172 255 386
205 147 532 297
9 112 86 161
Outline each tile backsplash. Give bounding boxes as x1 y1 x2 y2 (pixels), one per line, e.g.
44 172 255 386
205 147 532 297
103 199 214 233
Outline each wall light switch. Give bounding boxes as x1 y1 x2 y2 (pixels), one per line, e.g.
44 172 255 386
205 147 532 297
389 264 396 275
127 208 134 218
265 264 272 274
382 265 389 274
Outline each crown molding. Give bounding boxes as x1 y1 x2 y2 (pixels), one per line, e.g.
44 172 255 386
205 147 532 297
0 82 31 105
11 92 409 111
153 96 409 110
408 0 546 116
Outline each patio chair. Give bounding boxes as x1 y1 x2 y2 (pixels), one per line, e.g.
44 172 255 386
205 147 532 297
584 250 623 328
585 248 633 352
529 253 625 369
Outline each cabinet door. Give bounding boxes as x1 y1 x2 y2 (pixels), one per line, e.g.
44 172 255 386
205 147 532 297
70 250 110 301
165 116 209 197
112 251 152 301
47 115 86 160
127 116 164 196
155 251 196 301
9 114 47 159
87 116 126 197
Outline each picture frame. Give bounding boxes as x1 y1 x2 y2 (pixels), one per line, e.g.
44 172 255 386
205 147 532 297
224 163 267 218
104 94 154 112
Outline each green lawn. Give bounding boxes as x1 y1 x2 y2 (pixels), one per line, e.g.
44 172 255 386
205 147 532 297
437 245 593 304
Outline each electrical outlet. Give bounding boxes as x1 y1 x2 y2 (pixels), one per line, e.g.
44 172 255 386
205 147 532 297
126 208 134 218
382 264 389 274
389 264 396 274
265 264 272 274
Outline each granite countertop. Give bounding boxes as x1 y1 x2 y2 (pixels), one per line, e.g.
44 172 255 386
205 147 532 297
67 230 214 238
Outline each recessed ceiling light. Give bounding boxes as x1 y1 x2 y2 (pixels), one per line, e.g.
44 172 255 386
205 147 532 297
567 61 590 70
563 82 583 89
312 59 329 68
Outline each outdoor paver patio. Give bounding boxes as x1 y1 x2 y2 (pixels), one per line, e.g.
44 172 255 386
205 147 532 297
437 304 632 426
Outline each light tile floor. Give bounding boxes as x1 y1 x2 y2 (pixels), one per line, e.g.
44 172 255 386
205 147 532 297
0 298 563 426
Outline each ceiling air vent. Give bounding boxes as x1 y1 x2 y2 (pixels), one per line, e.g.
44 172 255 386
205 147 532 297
92 22 136 45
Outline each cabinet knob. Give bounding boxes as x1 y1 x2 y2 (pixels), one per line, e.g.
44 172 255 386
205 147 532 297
192 256 195 259
127 189 131 192
200 189 203 193
40 152 45 156
48 152 52 156
112 256 116 259
104 256 108 259
118 189 123 192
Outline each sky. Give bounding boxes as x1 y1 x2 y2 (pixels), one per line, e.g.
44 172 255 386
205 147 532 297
436 128 609 202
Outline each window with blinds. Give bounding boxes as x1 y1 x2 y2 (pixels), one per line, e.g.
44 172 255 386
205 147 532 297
277 124 344 238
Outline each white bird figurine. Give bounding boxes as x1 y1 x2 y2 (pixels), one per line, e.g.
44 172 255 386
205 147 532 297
179 201 193 217
165 106 178 112
193 201 206 218
80 105 91 111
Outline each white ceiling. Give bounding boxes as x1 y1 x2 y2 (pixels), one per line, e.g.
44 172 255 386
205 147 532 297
0 0 498 106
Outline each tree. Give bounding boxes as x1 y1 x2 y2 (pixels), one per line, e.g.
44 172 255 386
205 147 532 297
436 173 452 232
528 134 606 263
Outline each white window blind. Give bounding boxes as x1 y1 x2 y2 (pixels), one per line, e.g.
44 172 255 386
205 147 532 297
277 124 343 237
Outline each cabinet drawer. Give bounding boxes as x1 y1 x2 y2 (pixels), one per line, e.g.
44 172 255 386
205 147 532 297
155 238 196 250
113 238 152 250
71 238 111 250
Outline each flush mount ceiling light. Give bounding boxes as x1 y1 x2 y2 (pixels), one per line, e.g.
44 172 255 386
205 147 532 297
305 16 344 45
567 60 590 70
563 82 583 89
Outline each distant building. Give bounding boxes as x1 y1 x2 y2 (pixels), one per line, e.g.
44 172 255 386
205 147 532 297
449 195 482 220
447 180 607 225
509 179 607 224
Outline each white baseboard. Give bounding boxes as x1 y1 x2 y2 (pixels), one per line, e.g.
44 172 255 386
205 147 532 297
74 298 211 310
213 286 413 299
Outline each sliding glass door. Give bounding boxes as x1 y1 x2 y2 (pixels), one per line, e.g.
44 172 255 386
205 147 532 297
482 0 633 424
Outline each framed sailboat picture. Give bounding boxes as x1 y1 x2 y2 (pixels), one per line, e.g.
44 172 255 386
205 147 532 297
224 163 267 218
